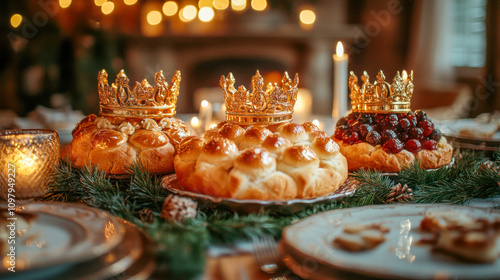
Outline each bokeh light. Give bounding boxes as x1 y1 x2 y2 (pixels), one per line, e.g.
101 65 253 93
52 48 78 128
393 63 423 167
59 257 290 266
213 0 229 10
101 1 115 14
163 1 178 16
95 0 106 6
299 9 316 25
59 0 72 8
198 7 215 22
10 14 22 28
198 0 213 8
147 11 163 25
180 5 197 22
251 0 266 11
231 0 246 11
124 0 138 5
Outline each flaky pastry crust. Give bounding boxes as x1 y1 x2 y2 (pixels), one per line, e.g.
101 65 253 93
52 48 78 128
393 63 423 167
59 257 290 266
174 121 348 200
65 114 189 174
334 137 453 173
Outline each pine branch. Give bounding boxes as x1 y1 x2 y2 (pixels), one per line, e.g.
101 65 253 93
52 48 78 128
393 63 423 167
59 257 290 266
128 161 169 212
349 169 395 205
42 159 83 202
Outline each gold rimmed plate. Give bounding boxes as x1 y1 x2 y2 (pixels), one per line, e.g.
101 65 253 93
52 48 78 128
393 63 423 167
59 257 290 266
0 202 126 276
161 174 357 214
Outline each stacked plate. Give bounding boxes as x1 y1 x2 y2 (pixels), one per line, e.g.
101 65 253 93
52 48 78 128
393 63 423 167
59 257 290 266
0 202 155 280
280 204 500 280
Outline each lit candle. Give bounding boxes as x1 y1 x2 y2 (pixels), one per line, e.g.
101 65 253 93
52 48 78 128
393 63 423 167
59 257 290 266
293 89 312 123
402 70 408 85
198 100 212 132
0 130 60 199
332 41 349 119
190 116 201 135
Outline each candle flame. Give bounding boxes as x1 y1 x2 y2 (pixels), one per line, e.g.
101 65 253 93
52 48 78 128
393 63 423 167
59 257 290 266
201 100 209 108
336 42 344 57
191 116 200 127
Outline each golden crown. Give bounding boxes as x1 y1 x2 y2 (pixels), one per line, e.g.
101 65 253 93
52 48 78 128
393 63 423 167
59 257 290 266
220 71 298 124
97 69 181 118
349 70 414 113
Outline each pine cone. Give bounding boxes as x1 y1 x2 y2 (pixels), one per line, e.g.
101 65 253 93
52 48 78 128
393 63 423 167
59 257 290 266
386 183 413 204
139 208 154 223
161 194 197 222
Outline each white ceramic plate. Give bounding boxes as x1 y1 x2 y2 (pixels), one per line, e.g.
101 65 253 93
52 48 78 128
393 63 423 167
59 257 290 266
0 202 125 274
162 174 357 214
281 204 500 280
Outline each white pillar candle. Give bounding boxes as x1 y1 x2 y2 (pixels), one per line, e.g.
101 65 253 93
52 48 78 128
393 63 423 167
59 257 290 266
332 41 349 119
198 100 212 132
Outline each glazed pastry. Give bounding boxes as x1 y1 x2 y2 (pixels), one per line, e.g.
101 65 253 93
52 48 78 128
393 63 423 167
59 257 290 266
174 121 348 200
65 69 188 174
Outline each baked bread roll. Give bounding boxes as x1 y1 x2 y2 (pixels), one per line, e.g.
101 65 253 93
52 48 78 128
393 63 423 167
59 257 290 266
174 121 348 200
67 114 189 174
333 110 453 173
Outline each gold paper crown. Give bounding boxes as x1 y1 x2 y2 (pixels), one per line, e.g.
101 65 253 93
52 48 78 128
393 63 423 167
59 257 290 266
349 70 414 113
220 71 298 124
98 69 181 118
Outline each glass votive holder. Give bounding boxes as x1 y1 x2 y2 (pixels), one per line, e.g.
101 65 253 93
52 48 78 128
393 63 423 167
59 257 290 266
0 129 60 199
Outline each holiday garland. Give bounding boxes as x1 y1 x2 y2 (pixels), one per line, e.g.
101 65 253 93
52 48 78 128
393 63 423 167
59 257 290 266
41 148 500 279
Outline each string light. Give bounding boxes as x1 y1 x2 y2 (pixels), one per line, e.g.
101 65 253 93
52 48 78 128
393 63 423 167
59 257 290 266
198 0 212 8
59 0 72 8
101 1 115 14
124 0 138 5
213 0 229 10
147 11 162 25
162 1 178 16
251 0 266 11
198 7 214 22
10 14 22 28
231 0 246 11
299 9 316 25
179 5 197 22
95 0 106 6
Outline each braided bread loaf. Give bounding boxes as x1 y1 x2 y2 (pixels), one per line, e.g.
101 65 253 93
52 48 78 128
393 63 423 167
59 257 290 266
68 114 189 174
174 121 348 200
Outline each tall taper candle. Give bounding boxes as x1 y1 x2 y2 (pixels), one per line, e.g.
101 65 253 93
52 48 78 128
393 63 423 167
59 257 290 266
332 41 349 119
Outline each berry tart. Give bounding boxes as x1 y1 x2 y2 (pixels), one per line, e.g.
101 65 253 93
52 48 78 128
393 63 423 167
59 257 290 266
65 69 189 175
333 70 453 173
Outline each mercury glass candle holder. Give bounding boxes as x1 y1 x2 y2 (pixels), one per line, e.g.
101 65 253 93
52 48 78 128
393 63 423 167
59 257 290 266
0 129 60 199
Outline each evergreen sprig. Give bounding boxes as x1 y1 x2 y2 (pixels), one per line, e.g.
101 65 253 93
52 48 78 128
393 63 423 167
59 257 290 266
42 147 500 279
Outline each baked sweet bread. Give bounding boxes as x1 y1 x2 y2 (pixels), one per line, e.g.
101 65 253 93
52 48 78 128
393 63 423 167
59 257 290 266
333 110 453 172
68 115 189 174
174 121 348 200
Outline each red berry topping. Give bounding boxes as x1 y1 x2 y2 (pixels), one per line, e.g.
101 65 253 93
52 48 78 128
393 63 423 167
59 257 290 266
405 139 422 154
415 109 427 122
419 120 434 136
409 127 424 141
428 129 442 141
422 139 437 150
399 132 410 142
359 124 373 138
382 138 404 154
366 130 381 145
334 126 347 140
336 117 348 127
381 129 397 143
399 118 411 130
349 131 360 143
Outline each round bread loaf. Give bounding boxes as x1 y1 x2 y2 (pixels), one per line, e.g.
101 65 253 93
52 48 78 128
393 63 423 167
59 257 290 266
174 121 348 200
67 114 189 174
333 137 453 173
